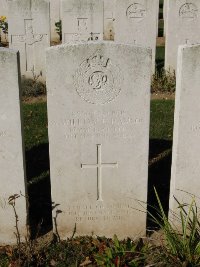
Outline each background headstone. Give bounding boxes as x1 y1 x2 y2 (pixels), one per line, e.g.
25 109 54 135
115 0 159 71
163 0 168 36
170 44 200 222
103 0 116 40
50 0 61 43
165 0 200 72
8 0 50 81
61 0 103 43
0 48 27 244
46 42 151 239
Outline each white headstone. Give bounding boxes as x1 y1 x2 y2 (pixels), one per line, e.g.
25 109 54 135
50 0 61 43
156 0 159 37
0 0 8 16
0 48 27 244
163 0 168 36
170 44 200 221
46 42 151 239
115 0 159 71
165 0 200 72
61 0 104 43
8 0 50 80
0 0 8 42
103 0 116 41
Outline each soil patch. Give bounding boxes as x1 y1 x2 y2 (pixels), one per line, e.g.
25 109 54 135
22 95 47 104
151 92 175 100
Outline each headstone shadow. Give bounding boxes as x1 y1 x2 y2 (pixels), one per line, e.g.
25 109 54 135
26 143 52 239
147 138 172 230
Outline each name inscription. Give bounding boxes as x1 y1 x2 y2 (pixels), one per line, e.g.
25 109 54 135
49 110 143 140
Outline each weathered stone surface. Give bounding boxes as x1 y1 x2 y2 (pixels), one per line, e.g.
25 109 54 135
170 44 200 221
165 0 200 72
46 42 151 239
0 0 8 16
8 0 50 80
0 48 27 244
115 0 158 71
163 0 168 36
61 0 103 43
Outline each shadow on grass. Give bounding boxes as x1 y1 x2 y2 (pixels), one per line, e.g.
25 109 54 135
147 138 172 230
26 143 52 239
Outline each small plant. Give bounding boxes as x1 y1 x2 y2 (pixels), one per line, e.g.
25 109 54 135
94 235 147 266
21 68 46 97
151 68 176 93
8 194 21 250
0 16 8 44
149 189 200 266
55 20 62 41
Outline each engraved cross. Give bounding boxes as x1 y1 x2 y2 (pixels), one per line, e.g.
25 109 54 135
11 19 45 71
81 144 118 201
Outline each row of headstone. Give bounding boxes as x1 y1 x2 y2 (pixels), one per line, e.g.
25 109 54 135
165 0 200 71
3 0 200 74
1 41 200 243
61 0 158 71
4 0 159 77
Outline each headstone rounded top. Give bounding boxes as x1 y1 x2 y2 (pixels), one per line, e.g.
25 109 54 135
179 3 198 20
126 3 146 21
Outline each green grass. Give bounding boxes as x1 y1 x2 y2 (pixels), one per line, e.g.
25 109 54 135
156 46 165 70
23 103 48 150
150 99 174 140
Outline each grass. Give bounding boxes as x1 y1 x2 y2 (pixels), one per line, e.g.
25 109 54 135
23 103 48 150
156 46 165 70
150 99 174 140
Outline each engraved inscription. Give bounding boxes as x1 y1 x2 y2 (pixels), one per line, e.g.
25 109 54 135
74 50 123 105
126 3 146 21
81 144 118 201
77 18 88 32
0 131 6 137
64 33 100 43
66 202 136 223
179 3 198 20
191 121 200 131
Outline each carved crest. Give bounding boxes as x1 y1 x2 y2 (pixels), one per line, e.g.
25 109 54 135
179 3 198 20
126 3 146 21
74 50 123 105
